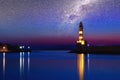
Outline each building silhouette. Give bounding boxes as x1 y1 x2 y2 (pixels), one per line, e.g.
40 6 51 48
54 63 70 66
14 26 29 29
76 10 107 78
76 22 87 52
77 22 85 45
70 21 120 54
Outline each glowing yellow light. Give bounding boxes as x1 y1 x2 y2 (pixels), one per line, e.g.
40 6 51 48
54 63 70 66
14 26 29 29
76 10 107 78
79 36 83 39
79 31 83 34
81 41 85 45
1 46 8 52
77 53 84 80
77 40 81 43
3 46 6 49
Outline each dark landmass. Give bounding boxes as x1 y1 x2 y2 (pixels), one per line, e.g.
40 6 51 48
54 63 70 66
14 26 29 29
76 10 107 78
0 42 31 53
31 44 75 50
0 42 75 52
70 22 120 54
70 45 120 54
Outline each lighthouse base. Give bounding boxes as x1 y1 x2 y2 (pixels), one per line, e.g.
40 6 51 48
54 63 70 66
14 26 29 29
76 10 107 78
70 45 120 54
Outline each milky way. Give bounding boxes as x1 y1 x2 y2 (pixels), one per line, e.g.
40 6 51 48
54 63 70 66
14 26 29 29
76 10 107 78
0 0 120 45
62 0 98 24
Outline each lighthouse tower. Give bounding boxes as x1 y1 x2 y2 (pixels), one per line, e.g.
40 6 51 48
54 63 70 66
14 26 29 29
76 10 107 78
77 22 85 45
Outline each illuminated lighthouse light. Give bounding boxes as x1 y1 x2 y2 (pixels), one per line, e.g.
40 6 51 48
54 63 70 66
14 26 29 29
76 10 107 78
79 36 83 40
77 22 85 45
79 31 83 34
81 40 85 45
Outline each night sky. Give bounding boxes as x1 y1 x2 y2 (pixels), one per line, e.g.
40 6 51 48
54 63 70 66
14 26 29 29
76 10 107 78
0 0 120 46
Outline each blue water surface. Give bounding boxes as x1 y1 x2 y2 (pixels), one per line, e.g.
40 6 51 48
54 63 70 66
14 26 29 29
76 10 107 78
0 51 120 80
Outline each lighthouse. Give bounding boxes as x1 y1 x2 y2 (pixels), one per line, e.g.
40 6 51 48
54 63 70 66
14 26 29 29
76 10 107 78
77 22 85 45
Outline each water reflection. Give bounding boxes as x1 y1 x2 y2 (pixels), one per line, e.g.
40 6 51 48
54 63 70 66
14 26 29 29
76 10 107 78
87 54 90 71
20 52 30 80
77 53 90 80
3 52 6 80
1 51 120 80
77 53 85 80
20 52 23 80
27 52 30 74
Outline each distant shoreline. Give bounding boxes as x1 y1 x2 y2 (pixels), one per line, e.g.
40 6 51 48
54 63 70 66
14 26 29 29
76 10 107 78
70 46 120 54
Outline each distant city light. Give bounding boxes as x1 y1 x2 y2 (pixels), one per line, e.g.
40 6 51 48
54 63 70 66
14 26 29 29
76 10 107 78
22 46 25 49
28 46 30 49
19 46 25 49
19 46 23 49
2 46 8 52
3 46 6 49
87 44 90 47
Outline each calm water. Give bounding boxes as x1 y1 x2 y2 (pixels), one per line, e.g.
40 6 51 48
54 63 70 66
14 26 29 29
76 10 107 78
0 51 120 80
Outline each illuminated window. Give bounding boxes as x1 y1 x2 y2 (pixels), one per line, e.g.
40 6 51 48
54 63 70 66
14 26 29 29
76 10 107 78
79 31 83 34
79 36 83 39
19 46 22 49
77 41 81 43
81 41 85 45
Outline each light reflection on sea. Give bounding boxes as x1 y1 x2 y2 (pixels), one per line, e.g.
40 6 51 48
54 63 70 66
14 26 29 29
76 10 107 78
0 51 120 80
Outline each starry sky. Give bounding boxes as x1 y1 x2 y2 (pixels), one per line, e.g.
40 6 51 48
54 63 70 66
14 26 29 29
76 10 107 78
0 0 120 46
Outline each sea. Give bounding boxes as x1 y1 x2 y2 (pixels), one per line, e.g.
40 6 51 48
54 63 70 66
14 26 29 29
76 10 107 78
0 50 120 80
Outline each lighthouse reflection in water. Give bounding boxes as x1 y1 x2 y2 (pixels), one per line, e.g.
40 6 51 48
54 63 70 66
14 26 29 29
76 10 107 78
1 51 120 80
77 53 85 80
77 53 90 80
